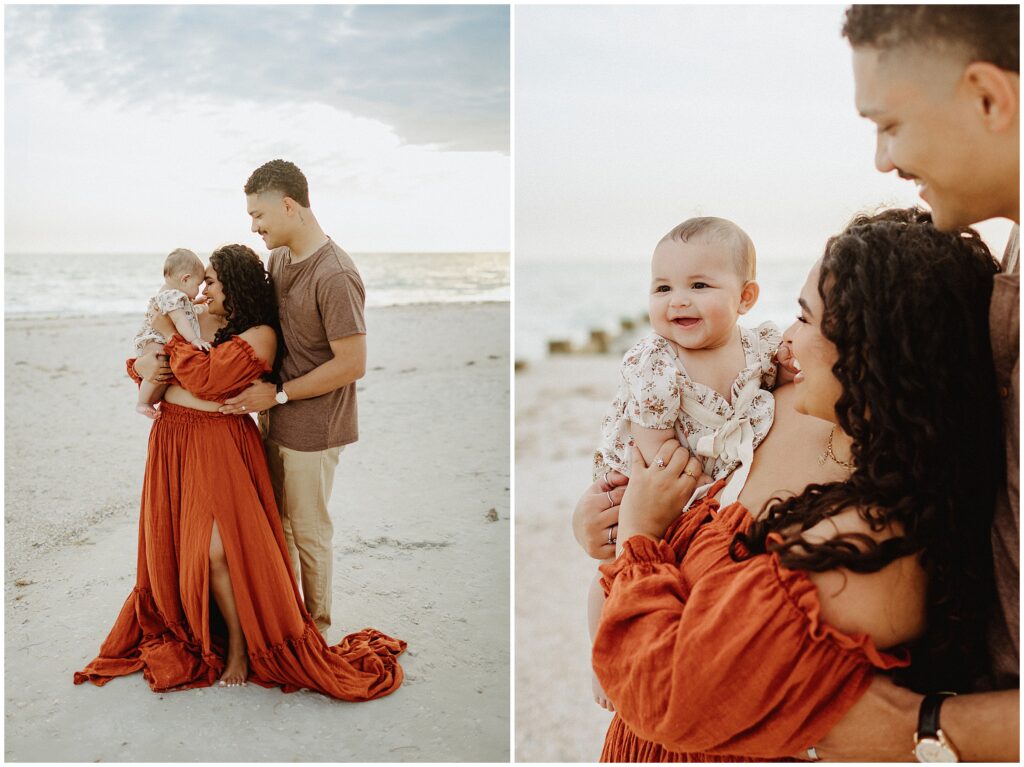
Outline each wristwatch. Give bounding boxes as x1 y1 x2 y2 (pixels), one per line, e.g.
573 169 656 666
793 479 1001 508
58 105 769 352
913 693 959 762
275 383 289 405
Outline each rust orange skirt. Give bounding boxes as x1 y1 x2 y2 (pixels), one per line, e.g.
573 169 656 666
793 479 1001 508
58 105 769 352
74 403 405 701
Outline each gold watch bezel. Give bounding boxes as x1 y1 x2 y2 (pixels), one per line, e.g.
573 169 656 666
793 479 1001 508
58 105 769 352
913 728 959 763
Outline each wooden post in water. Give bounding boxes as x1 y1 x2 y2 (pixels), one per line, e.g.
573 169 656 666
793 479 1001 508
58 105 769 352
589 329 610 353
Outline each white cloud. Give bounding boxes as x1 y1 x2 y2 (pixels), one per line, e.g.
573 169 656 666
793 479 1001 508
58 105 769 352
4 5 510 254
5 4 510 153
5 74 509 254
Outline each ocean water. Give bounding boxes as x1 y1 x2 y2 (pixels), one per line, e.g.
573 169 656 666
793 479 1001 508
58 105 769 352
515 258 814 362
4 251 510 318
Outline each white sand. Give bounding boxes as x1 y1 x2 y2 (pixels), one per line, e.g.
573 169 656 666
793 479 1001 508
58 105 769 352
4 302 510 762
514 354 622 762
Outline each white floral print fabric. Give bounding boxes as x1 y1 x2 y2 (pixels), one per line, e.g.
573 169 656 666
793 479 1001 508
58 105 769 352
132 288 206 356
594 322 781 481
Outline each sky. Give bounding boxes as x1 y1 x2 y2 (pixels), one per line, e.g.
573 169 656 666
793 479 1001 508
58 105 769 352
5 4 510 254
515 4 1014 265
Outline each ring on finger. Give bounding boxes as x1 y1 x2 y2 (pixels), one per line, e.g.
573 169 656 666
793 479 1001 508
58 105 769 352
607 525 617 545
655 457 666 468
605 490 615 507
602 470 612 486
684 468 696 478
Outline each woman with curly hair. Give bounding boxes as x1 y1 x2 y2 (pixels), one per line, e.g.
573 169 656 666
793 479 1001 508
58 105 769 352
75 244 405 701
576 208 1001 760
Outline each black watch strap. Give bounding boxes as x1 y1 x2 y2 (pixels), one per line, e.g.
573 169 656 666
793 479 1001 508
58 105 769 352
918 693 953 739
276 382 284 394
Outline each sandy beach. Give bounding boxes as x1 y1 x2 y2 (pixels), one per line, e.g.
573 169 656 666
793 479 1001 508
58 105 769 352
4 302 510 763
514 353 624 762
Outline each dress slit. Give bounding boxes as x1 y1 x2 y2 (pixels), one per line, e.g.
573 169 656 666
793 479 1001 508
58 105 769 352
76 398 404 701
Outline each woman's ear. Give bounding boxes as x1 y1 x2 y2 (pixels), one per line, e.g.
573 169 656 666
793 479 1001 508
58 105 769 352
737 280 760 314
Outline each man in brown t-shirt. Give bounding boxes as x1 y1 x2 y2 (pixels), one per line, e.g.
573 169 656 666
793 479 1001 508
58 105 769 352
220 160 367 634
812 6 1019 761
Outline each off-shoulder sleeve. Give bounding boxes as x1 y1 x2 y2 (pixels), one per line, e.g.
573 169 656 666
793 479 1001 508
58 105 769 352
593 534 909 758
622 337 681 429
165 334 270 402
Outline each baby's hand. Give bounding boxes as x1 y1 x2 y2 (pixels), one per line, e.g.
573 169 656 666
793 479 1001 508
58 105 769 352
774 343 799 384
192 338 212 352
193 295 210 305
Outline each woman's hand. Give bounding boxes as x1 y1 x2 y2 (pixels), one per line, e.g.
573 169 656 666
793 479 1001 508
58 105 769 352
616 440 705 548
572 470 629 560
133 342 170 383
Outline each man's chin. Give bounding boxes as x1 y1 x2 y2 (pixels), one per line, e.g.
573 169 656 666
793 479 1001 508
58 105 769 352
924 199 979 233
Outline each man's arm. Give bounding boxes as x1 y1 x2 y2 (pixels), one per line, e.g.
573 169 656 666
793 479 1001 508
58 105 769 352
219 334 366 414
282 333 366 400
813 675 1019 762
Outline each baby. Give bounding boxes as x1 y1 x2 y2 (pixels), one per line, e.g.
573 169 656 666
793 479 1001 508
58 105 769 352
588 216 792 710
133 248 211 419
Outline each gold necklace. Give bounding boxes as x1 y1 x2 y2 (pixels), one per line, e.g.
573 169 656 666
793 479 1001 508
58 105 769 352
818 426 855 470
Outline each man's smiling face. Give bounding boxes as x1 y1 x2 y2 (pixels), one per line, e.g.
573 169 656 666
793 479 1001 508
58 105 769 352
852 46 1001 231
246 190 291 250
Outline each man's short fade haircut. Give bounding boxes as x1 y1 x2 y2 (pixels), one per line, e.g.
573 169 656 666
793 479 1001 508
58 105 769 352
163 248 203 278
244 159 311 208
842 5 1019 73
659 217 757 282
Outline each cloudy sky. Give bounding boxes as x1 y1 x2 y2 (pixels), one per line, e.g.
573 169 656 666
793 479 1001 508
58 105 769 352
516 5 1014 264
5 5 510 254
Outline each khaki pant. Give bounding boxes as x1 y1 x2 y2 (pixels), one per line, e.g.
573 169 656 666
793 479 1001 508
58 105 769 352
263 436 343 633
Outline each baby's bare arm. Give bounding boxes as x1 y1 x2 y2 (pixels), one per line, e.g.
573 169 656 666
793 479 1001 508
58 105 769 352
629 423 676 465
167 308 200 340
167 308 210 350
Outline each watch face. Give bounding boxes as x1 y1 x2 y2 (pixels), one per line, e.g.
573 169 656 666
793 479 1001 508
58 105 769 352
915 738 957 763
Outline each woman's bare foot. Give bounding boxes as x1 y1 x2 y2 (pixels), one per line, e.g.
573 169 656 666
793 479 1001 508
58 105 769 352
136 403 160 419
592 671 615 711
218 639 249 687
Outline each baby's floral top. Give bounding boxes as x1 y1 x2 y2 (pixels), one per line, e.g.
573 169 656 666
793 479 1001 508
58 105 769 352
594 322 781 480
133 288 207 356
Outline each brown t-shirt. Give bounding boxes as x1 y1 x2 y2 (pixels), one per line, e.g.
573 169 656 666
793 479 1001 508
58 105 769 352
988 225 1019 688
266 239 366 452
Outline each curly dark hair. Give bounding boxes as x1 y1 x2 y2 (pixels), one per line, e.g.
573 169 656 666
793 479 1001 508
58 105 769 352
244 159 311 208
842 5 1019 73
208 243 284 378
731 207 1002 693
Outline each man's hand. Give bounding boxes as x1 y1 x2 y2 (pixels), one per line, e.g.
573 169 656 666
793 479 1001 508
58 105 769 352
812 676 1020 763
572 471 629 560
808 675 920 762
220 380 278 415
133 347 170 384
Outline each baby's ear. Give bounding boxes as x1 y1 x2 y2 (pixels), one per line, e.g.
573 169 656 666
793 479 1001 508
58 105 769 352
737 280 759 314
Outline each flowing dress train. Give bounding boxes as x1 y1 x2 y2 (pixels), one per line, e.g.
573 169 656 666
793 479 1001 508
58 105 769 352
74 334 405 701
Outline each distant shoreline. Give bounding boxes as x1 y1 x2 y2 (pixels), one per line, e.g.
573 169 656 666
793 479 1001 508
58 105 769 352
4 298 511 324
